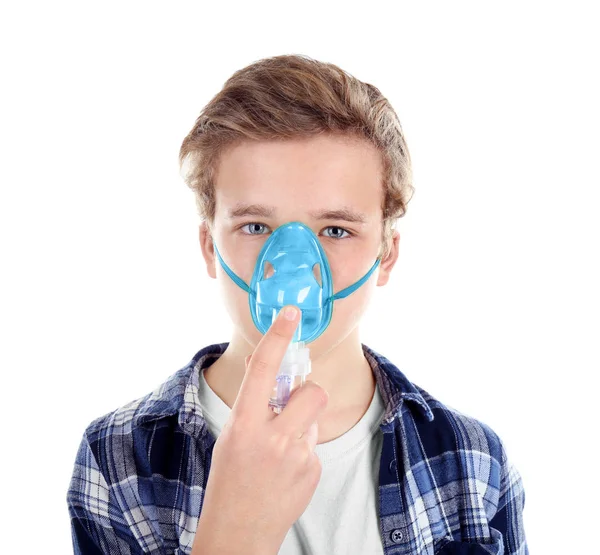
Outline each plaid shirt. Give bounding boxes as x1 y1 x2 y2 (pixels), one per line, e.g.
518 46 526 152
67 343 528 554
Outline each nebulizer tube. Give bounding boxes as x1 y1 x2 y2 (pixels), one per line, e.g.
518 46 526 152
268 309 312 414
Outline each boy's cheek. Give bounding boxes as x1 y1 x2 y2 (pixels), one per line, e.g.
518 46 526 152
214 246 257 285
218 271 248 305
329 259 376 293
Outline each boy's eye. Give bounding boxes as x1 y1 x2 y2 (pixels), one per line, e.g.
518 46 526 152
322 226 350 239
240 222 352 239
240 223 267 235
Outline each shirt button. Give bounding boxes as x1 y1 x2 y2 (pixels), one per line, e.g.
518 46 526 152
388 459 397 473
390 529 403 543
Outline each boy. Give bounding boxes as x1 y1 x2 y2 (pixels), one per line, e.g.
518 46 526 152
67 54 528 554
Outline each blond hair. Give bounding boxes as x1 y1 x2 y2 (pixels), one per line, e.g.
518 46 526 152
179 54 414 258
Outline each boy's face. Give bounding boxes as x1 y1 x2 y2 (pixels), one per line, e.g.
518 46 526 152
199 133 399 357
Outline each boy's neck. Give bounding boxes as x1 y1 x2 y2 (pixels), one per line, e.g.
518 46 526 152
202 328 376 443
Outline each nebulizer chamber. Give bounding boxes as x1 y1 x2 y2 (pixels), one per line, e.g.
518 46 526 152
268 325 312 414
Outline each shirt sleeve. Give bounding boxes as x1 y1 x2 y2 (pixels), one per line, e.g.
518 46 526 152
67 433 144 555
488 439 529 555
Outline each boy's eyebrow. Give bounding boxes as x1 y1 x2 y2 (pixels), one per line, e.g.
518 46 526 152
228 203 368 224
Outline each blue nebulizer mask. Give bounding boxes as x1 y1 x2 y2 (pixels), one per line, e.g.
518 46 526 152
214 221 380 413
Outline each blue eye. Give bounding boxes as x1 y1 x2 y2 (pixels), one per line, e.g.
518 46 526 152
241 223 270 235
322 226 351 239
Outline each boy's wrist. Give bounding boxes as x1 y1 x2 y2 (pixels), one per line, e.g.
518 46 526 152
192 536 279 555
192 510 282 555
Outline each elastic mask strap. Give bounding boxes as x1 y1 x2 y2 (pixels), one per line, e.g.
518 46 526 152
213 243 254 296
328 258 381 303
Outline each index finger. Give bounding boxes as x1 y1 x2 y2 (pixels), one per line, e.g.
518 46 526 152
232 305 300 420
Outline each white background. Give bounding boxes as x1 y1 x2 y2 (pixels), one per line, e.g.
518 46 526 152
1 1 598 553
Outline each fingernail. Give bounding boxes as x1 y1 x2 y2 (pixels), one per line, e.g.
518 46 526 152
283 306 298 321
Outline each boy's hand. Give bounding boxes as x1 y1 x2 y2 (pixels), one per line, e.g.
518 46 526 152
192 305 329 555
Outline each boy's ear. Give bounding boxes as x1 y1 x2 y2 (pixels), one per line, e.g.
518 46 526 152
376 230 400 287
199 222 217 279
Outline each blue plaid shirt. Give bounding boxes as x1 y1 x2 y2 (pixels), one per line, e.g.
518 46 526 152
67 343 528 554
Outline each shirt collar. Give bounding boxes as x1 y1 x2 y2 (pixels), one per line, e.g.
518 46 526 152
132 342 434 431
362 344 434 425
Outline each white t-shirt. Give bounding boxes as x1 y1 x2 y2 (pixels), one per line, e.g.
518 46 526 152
198 367 387 554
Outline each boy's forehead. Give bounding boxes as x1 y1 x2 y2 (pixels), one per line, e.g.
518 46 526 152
216 134 381 174
214 136 383 218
